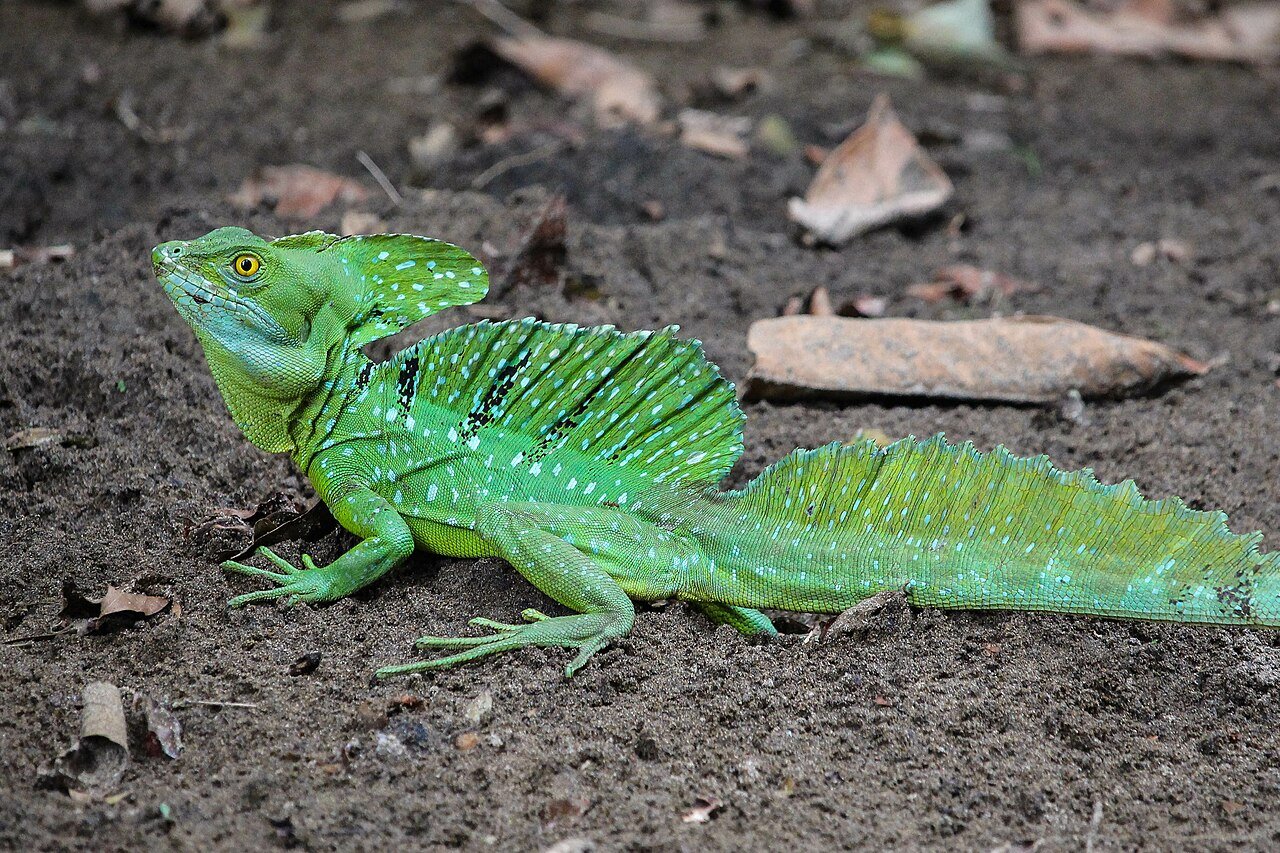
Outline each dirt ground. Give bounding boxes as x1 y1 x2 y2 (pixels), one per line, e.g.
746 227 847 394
3 0 1280 849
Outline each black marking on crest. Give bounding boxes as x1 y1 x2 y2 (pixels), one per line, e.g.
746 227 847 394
397 354 420 414
355 361 376 392
460 349 532 441
527 338 654 464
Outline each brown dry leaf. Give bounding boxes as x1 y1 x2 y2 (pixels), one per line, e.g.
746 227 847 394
213 495 335 563
744 315 1208 403
677 109 751 159
1016 0 1280 64
788 94 952 245
229 165 371 219
134 693 183 759
492 34 661 126
906 264 1036 303
60 582 172 634
681 795 724 824
39 682 130 795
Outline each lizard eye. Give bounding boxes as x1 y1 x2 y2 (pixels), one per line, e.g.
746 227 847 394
231 253 262 279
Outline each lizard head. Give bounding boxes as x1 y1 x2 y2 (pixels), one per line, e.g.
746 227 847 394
154 225 489 451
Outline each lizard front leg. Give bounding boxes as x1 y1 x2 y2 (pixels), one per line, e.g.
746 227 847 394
377 502 683 678
222 487 414 606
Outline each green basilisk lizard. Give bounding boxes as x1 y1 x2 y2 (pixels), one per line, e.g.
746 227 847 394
153 226 1280 677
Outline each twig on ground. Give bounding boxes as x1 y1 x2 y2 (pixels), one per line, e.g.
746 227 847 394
471 141 564 189
356 150 403 206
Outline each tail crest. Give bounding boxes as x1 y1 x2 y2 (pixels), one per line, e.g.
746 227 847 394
684 434 1280 625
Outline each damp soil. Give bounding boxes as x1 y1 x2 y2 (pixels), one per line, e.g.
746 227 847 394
3 1 1280 849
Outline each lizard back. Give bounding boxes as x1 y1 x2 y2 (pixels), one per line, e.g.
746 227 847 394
350 318 745 530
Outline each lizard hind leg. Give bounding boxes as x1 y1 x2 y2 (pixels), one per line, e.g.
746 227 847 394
377 502 678 679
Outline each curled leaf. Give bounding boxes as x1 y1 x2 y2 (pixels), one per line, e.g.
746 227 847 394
40 682 130 794
135 693 184 759
492 34 661 126
744 315 1208 403
788 95 952 245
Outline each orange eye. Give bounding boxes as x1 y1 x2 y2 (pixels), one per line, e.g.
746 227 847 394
232 253 261 278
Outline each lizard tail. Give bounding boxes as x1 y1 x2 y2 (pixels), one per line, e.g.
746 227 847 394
678 434 1280 626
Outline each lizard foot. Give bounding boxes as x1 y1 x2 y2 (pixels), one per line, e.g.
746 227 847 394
221 547 332 607
375 610 630 679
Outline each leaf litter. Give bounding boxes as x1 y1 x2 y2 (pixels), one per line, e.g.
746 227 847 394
1016 0 1280 64
39 682 130 795
60 581 172 635
229 164 371 219
491 33 662 126
788 94 952 245
745 315 1208 403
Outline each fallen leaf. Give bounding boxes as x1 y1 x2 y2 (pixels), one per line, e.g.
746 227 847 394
455 732 480 751
1222 799 1245 815
1016 0 1280 64
681 795 724 824
824 588 911 641
885 0 1015 67
678 109 751 159
39 682 130 794
744 315 1207 403
492 34 661 126
788 94 953 245
906 264 1036 303
212 495 335 563
60 581 172 634
134 694 183 759
229 165 371 219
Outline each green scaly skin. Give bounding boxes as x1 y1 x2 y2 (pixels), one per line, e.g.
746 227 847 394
154 227 1280 678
